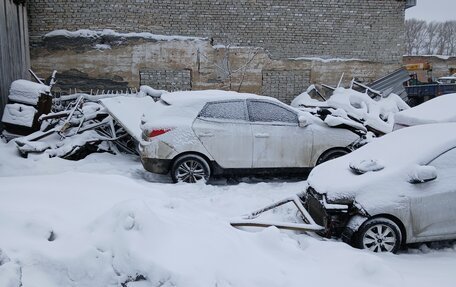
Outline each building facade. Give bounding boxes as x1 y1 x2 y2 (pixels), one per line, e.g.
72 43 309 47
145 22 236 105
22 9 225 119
27 0 414 102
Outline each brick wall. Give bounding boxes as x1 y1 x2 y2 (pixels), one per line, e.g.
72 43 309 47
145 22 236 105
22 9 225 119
262 70 311 103
27 0 406 63
140 69 192 92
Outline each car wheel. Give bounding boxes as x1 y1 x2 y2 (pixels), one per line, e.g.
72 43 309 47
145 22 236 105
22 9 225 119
171 154 211 183
316 149 349 165
354 217 402 253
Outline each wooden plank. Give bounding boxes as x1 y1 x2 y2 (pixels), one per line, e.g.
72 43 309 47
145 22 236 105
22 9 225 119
0 0 9 119
0 0 30 122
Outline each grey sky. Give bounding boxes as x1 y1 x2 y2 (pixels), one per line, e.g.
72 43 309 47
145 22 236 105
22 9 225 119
406 0 456 22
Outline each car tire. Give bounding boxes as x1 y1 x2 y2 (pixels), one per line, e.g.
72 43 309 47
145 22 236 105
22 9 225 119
316 149 349 165
171 154 211 183
353 217 402 253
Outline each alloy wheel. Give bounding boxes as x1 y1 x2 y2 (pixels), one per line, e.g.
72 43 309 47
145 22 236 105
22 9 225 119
176 160 207 183
362 223 397 252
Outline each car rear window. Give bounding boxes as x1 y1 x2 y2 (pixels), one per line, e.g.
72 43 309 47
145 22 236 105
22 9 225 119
247 100 297 123
199 100 247 120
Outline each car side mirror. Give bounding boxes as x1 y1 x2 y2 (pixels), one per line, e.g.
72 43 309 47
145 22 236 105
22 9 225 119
298 116 309 127
408 165 437 184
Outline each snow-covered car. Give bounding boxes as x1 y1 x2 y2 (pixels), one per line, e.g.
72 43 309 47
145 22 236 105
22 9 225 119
394 93 456 130
304 123 456 253
139 90 362 183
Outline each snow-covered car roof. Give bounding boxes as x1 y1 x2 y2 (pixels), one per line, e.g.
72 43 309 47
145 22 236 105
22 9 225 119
307 123 456 207
161 90 281 107
394 94 456 127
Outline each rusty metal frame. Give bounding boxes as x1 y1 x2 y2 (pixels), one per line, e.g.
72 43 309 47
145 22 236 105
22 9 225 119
230 194 324 232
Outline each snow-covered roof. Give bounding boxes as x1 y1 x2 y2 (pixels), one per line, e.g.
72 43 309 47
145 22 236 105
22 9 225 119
394 93 456 127
308 123 456 207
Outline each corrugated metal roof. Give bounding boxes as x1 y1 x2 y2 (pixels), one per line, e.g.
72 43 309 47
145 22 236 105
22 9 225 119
368 68 410 98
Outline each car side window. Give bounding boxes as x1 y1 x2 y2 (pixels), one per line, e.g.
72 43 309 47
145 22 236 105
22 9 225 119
429 148 456 169
247 100 298 123
199 100 247 121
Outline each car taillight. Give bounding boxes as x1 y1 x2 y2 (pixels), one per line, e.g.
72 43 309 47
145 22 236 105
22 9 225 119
148 128 171 138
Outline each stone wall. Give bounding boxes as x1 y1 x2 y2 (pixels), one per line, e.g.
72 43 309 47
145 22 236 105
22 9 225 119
28 0 406 63
30 36 401 103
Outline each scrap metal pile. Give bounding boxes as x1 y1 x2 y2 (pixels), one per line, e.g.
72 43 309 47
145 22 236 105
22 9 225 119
14 94 139 159
291 75 411 137
1 71 161 160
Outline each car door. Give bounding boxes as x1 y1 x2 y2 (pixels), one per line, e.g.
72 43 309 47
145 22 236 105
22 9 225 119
410 147 456 240
192 100 253 168
247 99 313 168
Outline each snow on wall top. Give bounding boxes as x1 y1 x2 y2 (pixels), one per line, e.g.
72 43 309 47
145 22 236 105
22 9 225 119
395 94 456 126
8 80 50 105
308 123 456 207
44 29 206 42
1 104 37 127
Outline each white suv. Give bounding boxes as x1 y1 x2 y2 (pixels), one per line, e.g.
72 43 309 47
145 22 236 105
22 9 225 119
139 90 361 183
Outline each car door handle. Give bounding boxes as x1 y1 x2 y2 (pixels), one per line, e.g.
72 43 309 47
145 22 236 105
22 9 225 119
199 132 214 137
254 133 270 138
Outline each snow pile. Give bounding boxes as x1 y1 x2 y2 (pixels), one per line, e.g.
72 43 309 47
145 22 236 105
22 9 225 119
139 85 168 98
292 87 410 134
8 80 50 105
0 142 456 286
45 29 205 42
1 104 37 127
394 93 456 128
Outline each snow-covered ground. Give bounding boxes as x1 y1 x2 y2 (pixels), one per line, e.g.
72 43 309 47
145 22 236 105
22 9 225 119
1 141 455 287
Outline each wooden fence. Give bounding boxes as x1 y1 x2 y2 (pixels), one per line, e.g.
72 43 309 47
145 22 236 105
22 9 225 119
0 0 30 122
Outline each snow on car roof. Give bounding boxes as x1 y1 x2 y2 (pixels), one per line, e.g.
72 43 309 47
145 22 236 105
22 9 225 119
161 90 277 106
394 94 456 126
308 123 456 204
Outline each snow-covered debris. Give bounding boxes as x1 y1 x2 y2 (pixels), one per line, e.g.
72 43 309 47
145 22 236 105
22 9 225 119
100 96 156 141
45 29 205 42
1 104 37 127
8 80 50 105
292 87 409 134
139 85 168 99
394 93 456 128
14 95 140 159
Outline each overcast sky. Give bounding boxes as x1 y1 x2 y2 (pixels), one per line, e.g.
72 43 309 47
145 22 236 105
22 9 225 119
406 0 456 22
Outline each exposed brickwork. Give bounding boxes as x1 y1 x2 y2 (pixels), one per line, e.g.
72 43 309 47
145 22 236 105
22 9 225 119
262 70 311 103
27 0 406 63
140 69 192 92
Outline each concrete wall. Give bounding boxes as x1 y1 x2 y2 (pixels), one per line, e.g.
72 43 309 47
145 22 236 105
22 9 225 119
30 37 400 103
28 0 406 62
